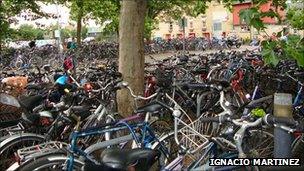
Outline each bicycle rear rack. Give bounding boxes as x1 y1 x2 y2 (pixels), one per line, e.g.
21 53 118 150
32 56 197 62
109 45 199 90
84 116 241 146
16 141 68 163
0 122 24 137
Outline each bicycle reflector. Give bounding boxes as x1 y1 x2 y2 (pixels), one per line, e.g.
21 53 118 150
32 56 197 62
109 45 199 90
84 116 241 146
83 83 93 92
251 108 266 118
64 88 70 93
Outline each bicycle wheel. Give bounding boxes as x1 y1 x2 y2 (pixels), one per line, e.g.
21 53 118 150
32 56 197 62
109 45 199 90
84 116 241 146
18 153 83 171
151 132 180 169
149 118 172 138
0 134 44 170
30 56 43 68
15 60 23 70
242 129 274 158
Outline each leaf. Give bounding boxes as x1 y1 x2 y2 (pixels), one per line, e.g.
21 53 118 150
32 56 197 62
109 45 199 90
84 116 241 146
250 18 266 31
262 41 280 66
260 10 278 18
240 8 259 25
239 7 267 31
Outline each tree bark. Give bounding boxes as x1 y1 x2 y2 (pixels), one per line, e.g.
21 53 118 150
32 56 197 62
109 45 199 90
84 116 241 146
76 0 83 45
117 0 147 117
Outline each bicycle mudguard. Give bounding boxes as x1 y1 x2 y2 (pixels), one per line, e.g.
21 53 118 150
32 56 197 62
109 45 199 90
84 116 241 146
0 93 20 108
17 154 84 171
12 149 68 171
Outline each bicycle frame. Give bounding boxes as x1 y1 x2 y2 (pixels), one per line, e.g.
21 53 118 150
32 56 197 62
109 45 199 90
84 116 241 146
65 113 170 171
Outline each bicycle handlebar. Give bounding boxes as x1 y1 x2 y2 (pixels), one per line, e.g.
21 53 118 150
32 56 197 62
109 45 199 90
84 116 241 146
197 114 304 132
264 114 298 126
115 81 158 101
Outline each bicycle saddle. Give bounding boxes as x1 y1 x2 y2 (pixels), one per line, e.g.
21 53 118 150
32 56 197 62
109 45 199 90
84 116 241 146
26 83 49 91
209 79 230 88
135 101 163 113
83 148 160 171
71 106 91 120
18 94 44 111
191 68 208 75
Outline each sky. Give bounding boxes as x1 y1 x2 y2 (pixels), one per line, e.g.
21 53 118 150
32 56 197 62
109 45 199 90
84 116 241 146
11 3 99 29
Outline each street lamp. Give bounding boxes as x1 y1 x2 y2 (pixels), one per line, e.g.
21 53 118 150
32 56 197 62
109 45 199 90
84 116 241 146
55 0 62 52
182 17 186 55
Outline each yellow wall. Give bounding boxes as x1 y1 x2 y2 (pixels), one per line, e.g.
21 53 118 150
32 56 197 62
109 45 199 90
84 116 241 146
152 1 288 40
152 2 233 39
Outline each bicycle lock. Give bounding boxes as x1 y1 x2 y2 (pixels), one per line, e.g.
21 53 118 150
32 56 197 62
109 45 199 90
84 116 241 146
273 93 293 157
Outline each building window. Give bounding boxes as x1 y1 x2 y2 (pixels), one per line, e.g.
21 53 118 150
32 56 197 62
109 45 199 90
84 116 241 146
202 20 206 28
169 21 173 32
179 18 187 30
213 1 221 6
213 22 222 31
241 25 250 32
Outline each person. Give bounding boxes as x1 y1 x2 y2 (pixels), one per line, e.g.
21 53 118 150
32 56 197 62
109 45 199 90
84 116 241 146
70 38 77 49
250 36 260 46
63 40 68 51
270 32 277 41
67 37 77 49
28 40 36 48
280 30 289 42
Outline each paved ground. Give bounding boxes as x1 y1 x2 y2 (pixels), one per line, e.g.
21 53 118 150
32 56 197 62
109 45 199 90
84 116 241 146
145 45 256 63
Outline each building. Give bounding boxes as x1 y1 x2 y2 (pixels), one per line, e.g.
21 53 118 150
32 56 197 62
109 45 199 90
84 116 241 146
232 0 286 39
152 1 233 40
152 1 287 40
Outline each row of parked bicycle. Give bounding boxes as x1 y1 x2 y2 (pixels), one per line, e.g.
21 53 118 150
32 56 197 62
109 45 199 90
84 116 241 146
0 42 118 71
0 36 244 70
145 36 243 54
1 49 303 171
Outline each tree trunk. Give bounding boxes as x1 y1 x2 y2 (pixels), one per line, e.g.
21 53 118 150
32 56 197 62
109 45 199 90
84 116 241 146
0 0 3 51
117 0 147 117
76 0 83 45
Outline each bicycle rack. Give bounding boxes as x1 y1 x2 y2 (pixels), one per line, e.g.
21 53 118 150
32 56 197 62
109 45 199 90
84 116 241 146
16 141 68 163
0 122 24 137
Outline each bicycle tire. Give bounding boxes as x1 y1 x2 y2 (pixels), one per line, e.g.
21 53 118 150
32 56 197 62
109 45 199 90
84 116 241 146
151 131 179 169
291 134 304 165
242 129 274 158
13 149 66 170
29 56 43 68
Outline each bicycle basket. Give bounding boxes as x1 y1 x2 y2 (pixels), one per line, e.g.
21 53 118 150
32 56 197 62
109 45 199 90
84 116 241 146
0 93 23 122
177 112 221 153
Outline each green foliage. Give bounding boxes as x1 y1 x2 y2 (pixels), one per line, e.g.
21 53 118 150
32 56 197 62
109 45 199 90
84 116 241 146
66 0 211 38
239 7 280 31
48 26 86 40
81 27 88 38
60 28 71 40
261 35 304 67
13 24 46 41
238 0 304 67
0 0 51 48
286 0 304 30
144 17 158 40
261 40 280 66
18 25 36 40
